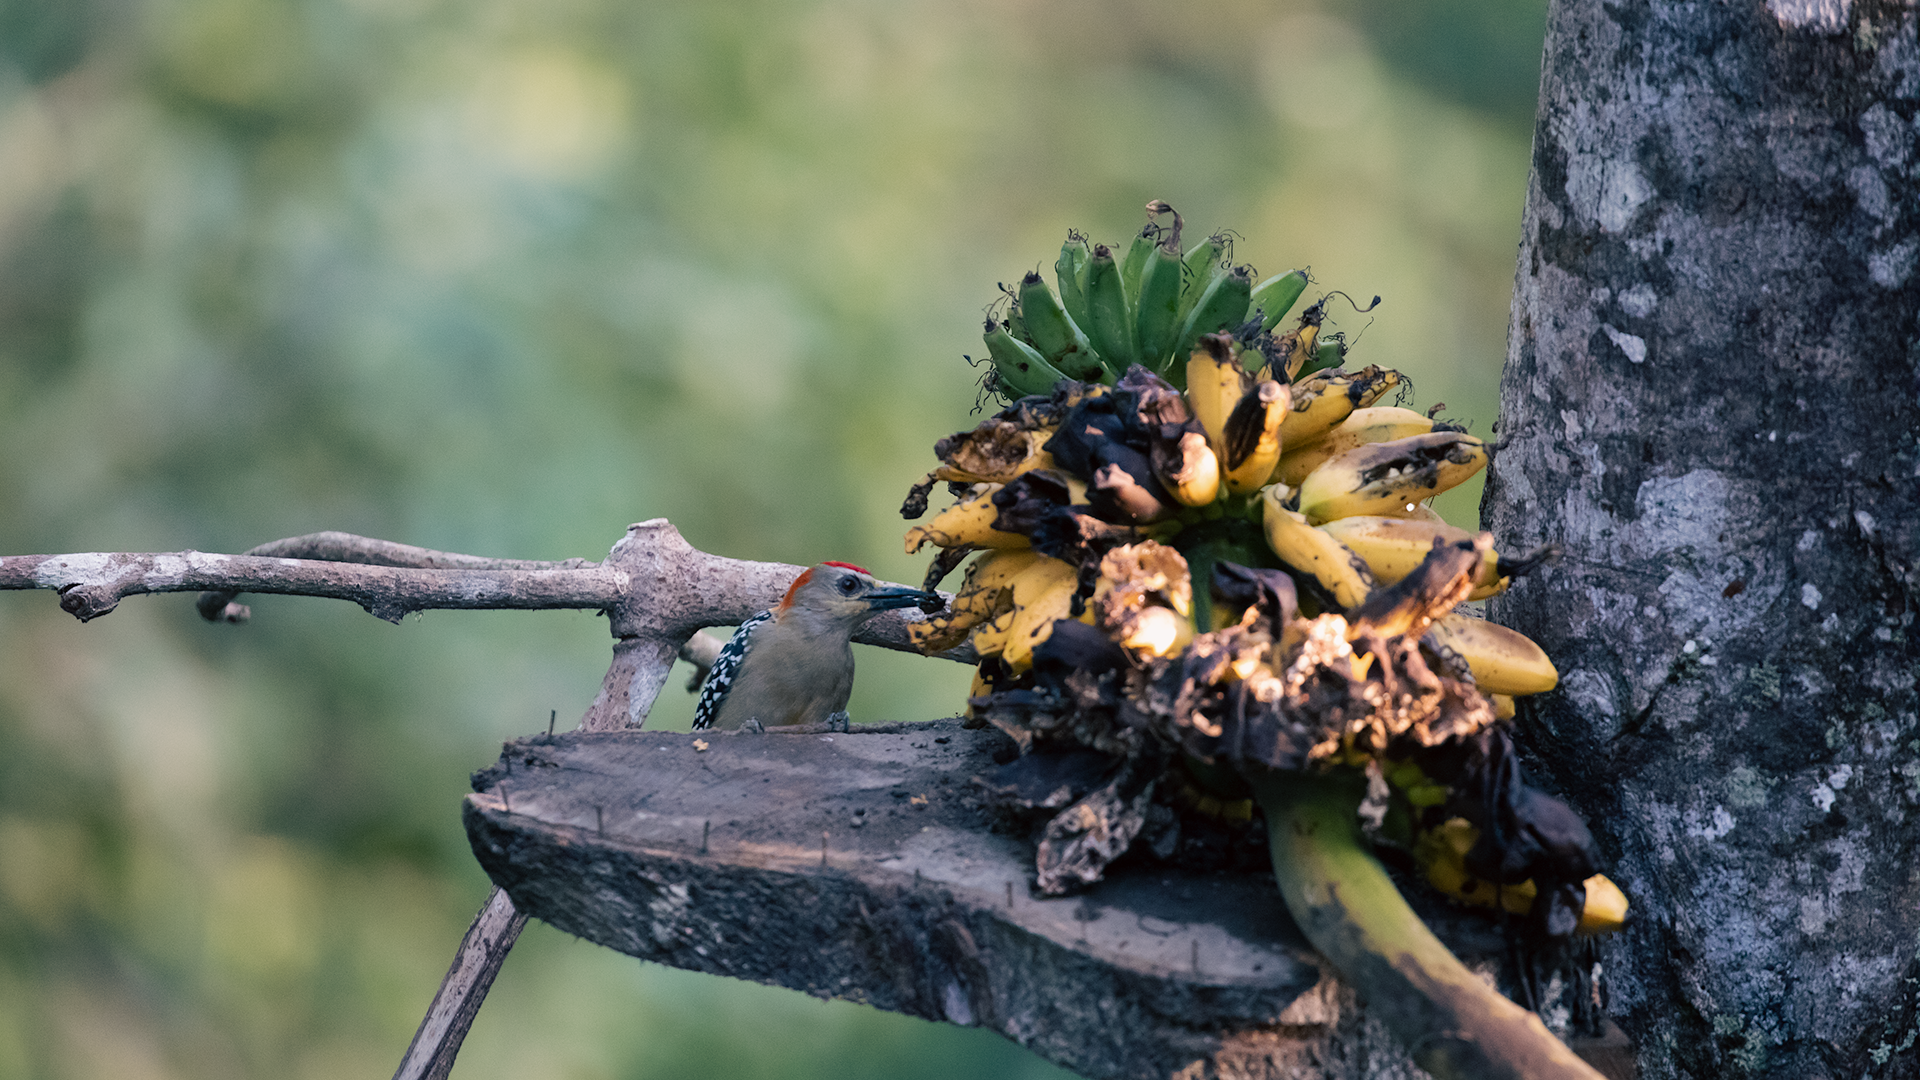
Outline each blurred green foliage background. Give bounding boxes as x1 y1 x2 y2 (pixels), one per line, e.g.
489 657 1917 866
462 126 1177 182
0 0 1545 1076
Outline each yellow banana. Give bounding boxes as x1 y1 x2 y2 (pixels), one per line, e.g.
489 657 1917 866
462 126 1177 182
968 606 1018 658
1221 381 1292 494
1260 484 1376 611
1416 818 1627 934
1271 407 1438 486
904 485 1032 554
1274 366 1402 450
964 664 992 722
1158 430 1222 506
1317 516 1510 601
1184 339 1250 466
1424 613 1558 695
1286 321 1320 382
930 428 1058 485
1295 432 1488 524
1381 500 1447 523
1001 557 1085 671
1117 604 1193 657
908 549 1041 651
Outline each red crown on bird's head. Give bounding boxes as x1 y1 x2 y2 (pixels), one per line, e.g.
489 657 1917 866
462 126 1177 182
778 562 876 612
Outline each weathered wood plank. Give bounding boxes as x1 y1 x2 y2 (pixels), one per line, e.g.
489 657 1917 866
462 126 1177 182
464 722 1505 1079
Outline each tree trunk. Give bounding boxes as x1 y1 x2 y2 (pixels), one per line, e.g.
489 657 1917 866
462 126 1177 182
1484 2 1920 1077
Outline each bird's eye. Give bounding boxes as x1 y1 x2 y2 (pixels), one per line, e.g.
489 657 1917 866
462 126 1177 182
838 577 860 595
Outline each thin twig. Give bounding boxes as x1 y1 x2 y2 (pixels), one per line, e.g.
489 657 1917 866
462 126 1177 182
391 886 528 1080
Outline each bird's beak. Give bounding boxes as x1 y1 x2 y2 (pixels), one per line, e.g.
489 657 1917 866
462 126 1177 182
864 585 943 614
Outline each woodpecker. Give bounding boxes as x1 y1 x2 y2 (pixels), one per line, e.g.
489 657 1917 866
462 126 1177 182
691 562 940 731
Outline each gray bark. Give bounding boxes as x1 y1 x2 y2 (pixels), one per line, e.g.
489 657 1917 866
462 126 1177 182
1484 2 1920 1076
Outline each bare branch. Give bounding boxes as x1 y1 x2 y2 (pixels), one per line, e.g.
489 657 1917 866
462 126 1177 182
1 550 624 624
0 522 976 667
678 631 725 691
194 531 594 622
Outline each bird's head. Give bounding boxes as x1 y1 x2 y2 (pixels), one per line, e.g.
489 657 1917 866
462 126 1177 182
777 562 941 626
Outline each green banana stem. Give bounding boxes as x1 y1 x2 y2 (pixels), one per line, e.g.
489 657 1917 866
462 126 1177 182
1246 769 1606 1080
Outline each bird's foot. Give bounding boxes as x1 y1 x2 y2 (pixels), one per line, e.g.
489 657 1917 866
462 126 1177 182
740 717 766 733
825 712 851 733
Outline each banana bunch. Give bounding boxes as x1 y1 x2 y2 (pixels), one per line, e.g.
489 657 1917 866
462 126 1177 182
906 207 1625 1070
906 205 1615 939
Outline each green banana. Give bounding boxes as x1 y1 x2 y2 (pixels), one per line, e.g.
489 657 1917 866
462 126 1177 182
1301 337 1345 379
1120 223 1156 301
1006 303 1032 347
1174 264 1253 361
1179 233 1229 311
1133 227 1187 373
1167 240 1231 387
982 319 1068 398
1055 232 1091 332
1085 245 1137 377
1252 269 1309 331
1017 272 1106 382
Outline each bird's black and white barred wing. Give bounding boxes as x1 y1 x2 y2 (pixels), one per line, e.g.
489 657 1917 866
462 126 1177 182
691 610 773 730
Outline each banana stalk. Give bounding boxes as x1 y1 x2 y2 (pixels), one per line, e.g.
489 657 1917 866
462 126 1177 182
1247 770 1609 1080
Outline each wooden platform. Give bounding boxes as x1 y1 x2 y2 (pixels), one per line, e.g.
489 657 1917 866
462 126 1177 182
463 721 1505 1079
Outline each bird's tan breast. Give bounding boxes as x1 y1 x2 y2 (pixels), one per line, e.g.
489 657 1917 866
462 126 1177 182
709 626 856 729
